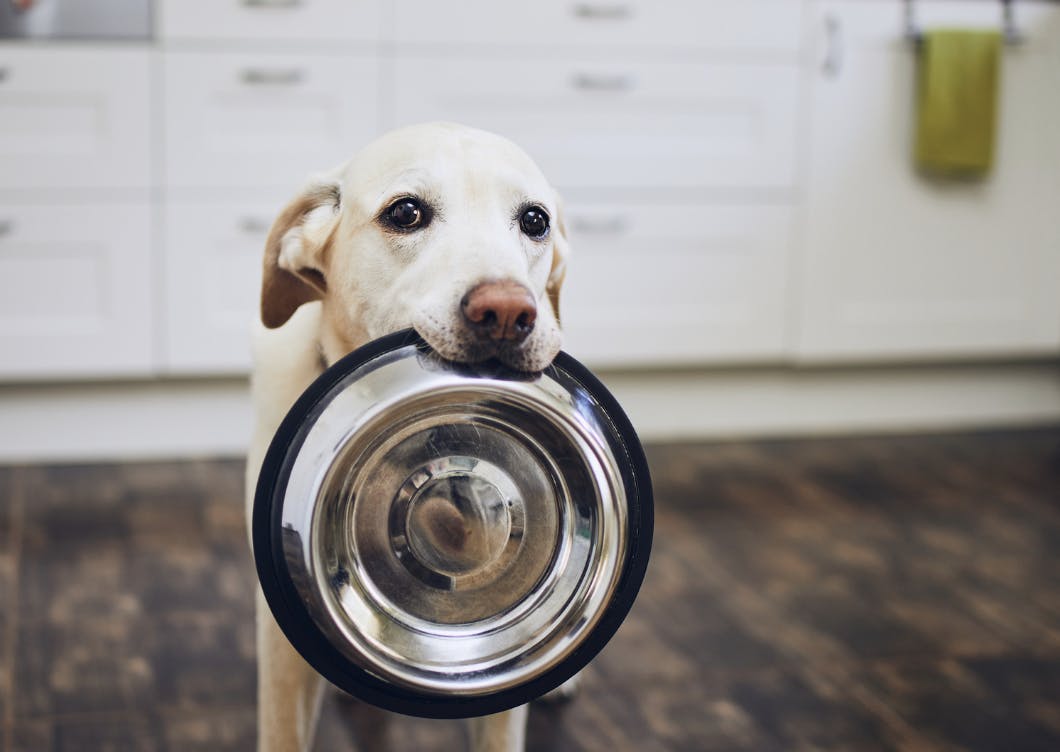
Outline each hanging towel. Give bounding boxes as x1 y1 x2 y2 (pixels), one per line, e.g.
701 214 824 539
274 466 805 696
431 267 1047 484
914 30 1002 177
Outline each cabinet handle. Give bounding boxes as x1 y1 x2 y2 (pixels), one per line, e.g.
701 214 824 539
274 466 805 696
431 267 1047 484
241 68 304 86
243 0 302 7
821 13 842 77
571 72 633 93
239 217 271 235
570 215 629 236
0 220 13 238
572 3 632 21
0 68 9 84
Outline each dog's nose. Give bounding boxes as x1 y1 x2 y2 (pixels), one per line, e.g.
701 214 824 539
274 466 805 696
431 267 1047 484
461 281 537 343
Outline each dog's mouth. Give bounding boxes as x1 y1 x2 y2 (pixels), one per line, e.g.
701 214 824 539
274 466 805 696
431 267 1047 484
417 331 541 373
412 316 561 374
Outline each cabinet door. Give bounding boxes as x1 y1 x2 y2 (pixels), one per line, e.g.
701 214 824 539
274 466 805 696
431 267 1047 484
161 199 282 374
560 203 793 366
0 47 150 190
388 0 802 55
163 51 379 189
159 0 380 43
389 57 800 192
798 1 1060 361
0 203 153 379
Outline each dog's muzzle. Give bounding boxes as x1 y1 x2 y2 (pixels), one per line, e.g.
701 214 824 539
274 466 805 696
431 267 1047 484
253 329 653 719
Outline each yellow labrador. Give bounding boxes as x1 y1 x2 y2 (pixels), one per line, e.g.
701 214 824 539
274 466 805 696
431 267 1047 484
246 122 570 752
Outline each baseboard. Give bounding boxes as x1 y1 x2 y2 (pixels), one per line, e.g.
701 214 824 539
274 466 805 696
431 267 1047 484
601 361 1060 442
2 361 1059 463
0 379 253 464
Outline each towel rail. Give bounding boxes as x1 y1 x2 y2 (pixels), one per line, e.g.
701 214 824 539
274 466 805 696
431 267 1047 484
903 0 1023 47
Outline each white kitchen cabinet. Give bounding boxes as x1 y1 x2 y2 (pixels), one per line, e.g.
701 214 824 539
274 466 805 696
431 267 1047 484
159 198 796 372
162 51 379 189
0 203 153 379
560 202 793 366
161 199 284 373
158 0 381 43
0 46 151 191
388 57 800 192
797 1 1060 362
387 0 803 56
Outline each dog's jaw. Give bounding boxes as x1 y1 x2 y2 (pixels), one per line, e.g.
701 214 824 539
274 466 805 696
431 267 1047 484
414 310 562 373
313 304 561 374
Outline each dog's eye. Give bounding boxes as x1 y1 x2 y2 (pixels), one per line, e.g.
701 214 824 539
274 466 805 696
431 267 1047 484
385 198 428 231
519 206 550 239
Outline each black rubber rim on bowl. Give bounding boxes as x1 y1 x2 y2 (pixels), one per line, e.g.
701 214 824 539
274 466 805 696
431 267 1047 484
252 329 654 719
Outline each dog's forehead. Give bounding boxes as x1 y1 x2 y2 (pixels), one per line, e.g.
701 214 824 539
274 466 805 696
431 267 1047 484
344 124 553 206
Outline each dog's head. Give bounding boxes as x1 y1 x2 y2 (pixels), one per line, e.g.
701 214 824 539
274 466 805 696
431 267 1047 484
260 122 568 372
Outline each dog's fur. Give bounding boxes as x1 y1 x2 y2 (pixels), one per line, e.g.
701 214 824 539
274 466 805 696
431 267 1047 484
246 123 570 752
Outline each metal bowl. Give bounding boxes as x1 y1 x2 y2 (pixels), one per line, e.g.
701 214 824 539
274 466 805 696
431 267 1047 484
253 329 653 719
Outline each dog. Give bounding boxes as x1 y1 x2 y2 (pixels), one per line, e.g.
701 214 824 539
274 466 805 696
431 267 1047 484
245 122 571 752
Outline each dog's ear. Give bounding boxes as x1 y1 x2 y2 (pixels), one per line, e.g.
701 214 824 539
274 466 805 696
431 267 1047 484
547 195 570 323
260 173 343 329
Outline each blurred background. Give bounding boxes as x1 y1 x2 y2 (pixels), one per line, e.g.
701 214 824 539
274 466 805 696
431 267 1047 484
0 0 1059 453
0 1 1059 751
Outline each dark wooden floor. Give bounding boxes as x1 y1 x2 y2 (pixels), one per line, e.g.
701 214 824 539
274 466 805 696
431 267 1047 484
1 428 1058 751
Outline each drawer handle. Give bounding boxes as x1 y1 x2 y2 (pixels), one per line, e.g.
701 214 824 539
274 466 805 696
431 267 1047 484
570 215 628 236
821 13 843 77
0 220 13 238
572 3 632 21
571 72 633 93
241 68 304 86
243 0 302 7
239 217 271 235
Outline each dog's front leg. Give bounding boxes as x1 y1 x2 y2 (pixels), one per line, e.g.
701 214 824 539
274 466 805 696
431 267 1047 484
257 590 326 752
466 705 529 752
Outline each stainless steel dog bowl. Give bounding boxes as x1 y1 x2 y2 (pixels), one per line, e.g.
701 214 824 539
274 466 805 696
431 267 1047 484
253 329 652 718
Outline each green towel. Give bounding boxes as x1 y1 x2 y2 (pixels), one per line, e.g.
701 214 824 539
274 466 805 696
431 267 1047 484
915 30 1002 177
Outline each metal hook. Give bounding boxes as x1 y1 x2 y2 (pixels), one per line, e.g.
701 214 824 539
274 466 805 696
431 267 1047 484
904 0 1023 47
1001 0 1024 44
904 0 920 46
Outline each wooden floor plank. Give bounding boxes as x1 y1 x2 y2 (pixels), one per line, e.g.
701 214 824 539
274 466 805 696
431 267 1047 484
1 429 1058 751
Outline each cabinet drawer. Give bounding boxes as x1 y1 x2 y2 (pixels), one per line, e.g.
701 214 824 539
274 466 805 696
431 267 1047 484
159 0 381 43
163 51 379 189
161 199 283 373
0 203 153 379
0 47 150 190
560 202 792 366
390 58 799 191
389 0 802 55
